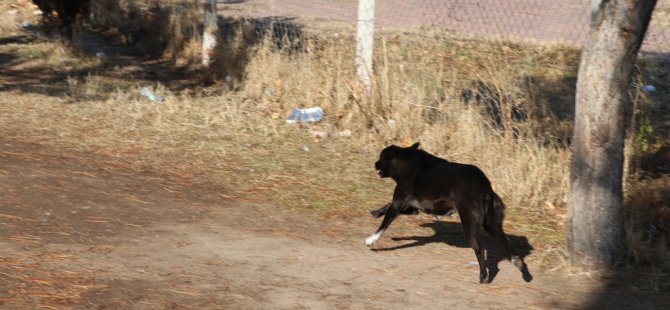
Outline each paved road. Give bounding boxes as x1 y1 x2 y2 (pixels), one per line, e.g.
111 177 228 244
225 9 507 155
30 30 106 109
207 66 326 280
219 0 669 52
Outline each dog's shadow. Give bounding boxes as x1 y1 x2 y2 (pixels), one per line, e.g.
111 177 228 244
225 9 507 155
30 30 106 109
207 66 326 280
374 220 534 283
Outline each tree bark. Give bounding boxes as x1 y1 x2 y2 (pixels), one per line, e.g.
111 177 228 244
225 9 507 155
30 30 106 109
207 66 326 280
202 0 218 67
568 0 656 267
355 0 375 92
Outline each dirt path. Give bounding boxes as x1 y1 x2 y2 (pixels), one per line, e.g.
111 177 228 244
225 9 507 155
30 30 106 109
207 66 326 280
0 140 547 308
3 138 660 309
0 1 668 308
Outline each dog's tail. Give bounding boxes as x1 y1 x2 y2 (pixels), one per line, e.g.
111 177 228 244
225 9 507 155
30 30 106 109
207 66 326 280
483 192 506 228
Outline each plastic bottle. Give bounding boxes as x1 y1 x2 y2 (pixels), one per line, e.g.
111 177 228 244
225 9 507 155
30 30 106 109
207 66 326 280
286 107 323 123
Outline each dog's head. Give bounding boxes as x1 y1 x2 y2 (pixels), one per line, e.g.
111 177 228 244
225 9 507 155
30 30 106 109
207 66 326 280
375 142 420 179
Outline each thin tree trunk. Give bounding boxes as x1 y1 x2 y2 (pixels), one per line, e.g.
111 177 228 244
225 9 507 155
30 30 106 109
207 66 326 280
568 0 656 267
355 0 375 92
202 0 218 67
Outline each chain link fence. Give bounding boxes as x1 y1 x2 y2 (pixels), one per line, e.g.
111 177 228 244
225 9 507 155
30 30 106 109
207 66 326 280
217 0 670 52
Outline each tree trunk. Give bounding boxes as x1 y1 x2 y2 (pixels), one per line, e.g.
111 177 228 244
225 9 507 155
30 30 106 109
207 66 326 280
355 0 375 92
568 0 656 267
202 0 218 67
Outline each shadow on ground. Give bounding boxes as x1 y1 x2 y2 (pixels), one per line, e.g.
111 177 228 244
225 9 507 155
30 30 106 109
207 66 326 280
374 220 534 284
0 11 305 99
582 273 670 309
0 32 210 99
584 55 670 310
582 179 670 309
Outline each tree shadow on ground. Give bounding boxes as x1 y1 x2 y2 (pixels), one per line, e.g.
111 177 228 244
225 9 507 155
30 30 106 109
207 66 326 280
0 26 211 99
373 220 534 284
0 9 305 99
521 52 670 309
210 16 304 83
580 178 670 309
470 52 670 179
581 270 670 309
0 34 41 45
0 37 207 100
458 73 577 146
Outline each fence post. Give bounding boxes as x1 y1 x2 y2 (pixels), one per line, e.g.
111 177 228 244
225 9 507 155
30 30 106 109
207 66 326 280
202 0 218 67
356 0 375 92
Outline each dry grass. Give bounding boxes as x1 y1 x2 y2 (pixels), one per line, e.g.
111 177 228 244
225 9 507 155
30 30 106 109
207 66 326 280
651 3 670 30
0 0 34 33
0 254 102 308
2 29 579 244
85 0 202 60
2 0 670 288
240 30 578 238
624 176 670 290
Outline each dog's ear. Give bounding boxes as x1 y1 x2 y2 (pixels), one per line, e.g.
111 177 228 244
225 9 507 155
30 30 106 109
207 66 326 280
410 142 420 149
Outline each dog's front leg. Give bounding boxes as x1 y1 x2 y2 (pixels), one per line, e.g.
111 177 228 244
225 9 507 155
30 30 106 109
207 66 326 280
365 202 400 248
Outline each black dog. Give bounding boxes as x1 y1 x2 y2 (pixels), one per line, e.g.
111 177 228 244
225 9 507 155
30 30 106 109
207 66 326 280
366 142 526 284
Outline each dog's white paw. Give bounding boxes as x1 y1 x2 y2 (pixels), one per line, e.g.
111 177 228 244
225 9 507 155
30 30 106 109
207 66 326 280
365 232 381 248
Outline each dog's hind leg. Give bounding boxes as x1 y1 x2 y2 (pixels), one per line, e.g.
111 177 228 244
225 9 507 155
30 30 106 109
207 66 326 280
365 204 399 248
460 209 489 283
370 203 392 218
484 196 513 260
484 215 514 262
484 194 533 282
370 203 419 218
484 220 532 282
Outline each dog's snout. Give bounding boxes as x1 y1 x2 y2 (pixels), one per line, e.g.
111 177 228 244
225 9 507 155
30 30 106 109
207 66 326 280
375 160 387 177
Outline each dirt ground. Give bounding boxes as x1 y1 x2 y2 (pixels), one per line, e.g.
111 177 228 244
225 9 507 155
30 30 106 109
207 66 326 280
1 140 668 309
1 2 669 309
